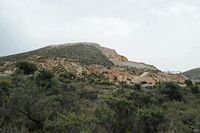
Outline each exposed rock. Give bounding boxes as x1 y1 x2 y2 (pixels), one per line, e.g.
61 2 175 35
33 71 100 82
96 44 158 71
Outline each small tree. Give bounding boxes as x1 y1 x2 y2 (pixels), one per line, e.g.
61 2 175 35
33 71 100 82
16 61 37 75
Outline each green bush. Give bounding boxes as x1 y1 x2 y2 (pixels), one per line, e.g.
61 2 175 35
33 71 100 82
190 85 199 94
0 79 12 95
44 112 91 133
104 97 136 132
112 88 125 97
159 82 183 101
16 61 37 75
94 104 116 132
133 83 141 91
0 79 12 89
79 88 98 100
128 91 165 107
36 70 55 88
37 70 54 80
94 80 115 86
135 107 165 133
185 79 193 87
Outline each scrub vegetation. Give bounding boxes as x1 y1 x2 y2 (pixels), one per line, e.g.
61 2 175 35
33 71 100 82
0 61 200 133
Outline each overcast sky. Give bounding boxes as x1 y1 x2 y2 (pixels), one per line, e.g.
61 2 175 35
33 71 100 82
0 0 200 71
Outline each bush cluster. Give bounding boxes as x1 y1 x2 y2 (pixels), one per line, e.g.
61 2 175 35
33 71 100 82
16 61 37 75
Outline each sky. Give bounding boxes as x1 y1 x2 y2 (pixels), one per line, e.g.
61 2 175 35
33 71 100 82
0 0 200 72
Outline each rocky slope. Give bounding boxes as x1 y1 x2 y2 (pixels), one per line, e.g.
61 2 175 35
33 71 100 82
0 42 186 85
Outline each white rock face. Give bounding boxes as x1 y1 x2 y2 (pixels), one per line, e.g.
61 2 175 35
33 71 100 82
95 44 158 71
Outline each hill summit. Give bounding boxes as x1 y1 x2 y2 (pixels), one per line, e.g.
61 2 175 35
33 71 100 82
0 42 185 85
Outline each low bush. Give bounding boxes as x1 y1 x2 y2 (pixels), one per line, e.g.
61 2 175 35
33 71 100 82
133 83 141 91
79 88 98 100
60 72 76 80
159 82 183 101
135 106 165 133
36 70 55 88
16 61 37 75
185 79 193 87
94 80 115 86
0 79 12 95
190 85 199 94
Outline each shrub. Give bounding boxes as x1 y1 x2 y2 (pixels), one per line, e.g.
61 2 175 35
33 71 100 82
190 85 199 94
104 97 136 132
128 90 165 107
0 79 12 89
159 82 183 101
135 106 165 133
60 72 76 80
36 70 55 88
16 61 37 75
133 83 141 91
79 88 98 100
44 112 91 133
112 88 125 97
185 79 193 87
94 104 116 132
37 70 54 80
195 82 200 86
94 80 115 86
0 79 12 95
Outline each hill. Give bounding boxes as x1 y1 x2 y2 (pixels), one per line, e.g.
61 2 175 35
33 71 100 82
0 43 113 67
0 42 185 85
0 42 200 133
0 42 157 71
183 68 200 82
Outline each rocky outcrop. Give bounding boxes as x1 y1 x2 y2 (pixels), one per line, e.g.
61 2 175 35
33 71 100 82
98 46 128 62
96 44 158 71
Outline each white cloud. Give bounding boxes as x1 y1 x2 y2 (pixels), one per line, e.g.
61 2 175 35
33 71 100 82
168 3 198 15
81 17 141 36
150 2 199 16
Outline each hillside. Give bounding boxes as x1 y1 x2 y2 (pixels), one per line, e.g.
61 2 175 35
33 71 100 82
0 43 114 67
0 42 157 71
0 43 200 133
183 68 200 82
0 52 200 133
0 42 186 85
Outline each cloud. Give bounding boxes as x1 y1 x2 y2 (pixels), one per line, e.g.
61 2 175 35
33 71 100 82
150 2 199 16
78 17 141 36
169 3 198 14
